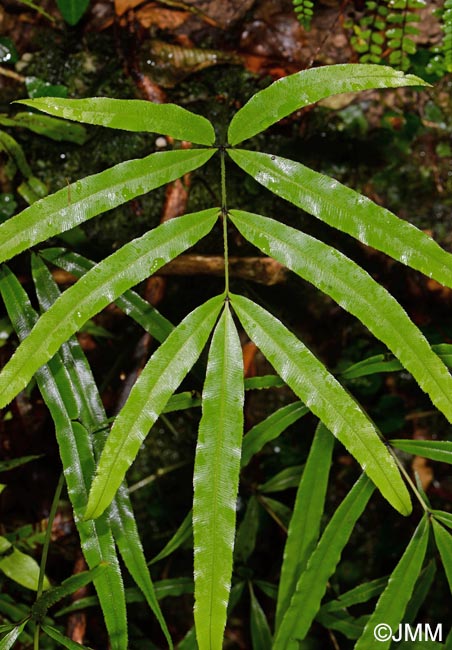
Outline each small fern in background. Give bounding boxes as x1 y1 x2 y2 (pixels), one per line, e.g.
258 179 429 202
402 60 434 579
386 0 423 70
293 0 314 30
348 0 423 71
294 1 452 75
429 0 452 75
443 0 452 70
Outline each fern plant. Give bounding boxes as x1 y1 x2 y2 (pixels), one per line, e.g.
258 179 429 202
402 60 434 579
1 64 452 648
348 0 424 70
429 0 452 75
293 0 314 30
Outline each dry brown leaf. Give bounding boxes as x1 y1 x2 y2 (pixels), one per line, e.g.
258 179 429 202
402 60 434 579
136 4 189 29
115 0 143 17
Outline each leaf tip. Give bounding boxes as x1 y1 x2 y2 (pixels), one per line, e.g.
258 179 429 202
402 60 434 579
404 73 432 88
391 489 412 517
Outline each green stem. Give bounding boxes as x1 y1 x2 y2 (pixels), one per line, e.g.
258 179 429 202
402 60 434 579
34 472 65 650
128 459 190 494
220 147 229 295
388 446 429 513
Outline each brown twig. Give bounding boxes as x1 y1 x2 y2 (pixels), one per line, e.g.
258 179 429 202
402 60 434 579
0 65 25 83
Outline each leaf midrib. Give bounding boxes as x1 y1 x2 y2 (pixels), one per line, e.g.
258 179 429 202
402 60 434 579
208 310 229 648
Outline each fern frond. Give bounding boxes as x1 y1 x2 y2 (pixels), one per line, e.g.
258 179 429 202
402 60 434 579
293 0 314 30
350 0 422 71
443 0 452 72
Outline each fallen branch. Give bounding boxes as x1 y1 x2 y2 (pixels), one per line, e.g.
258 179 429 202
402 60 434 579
51 255 288 287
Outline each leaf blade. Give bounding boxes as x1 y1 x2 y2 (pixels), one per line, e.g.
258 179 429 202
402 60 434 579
249 583 273 649
150 511 192 565
432 520 452 594
0 208 218 409
17 98 216 145
32 565 106 616
86 294 224 520
228 150 452 289
241 401 309 468
0 621 27 650
391 440 452 464
354 516 430 650
274 474 375 649
276 423 334 629
228 64 427 145
56 0 89 24
31 255 173 647
40 247 174 343
0 267 128 650
0 112 87 144
42 625 93 649
230 293 411 515
193 305 244 650
230 209 452 423
0 546 48 592
0 148 215 265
